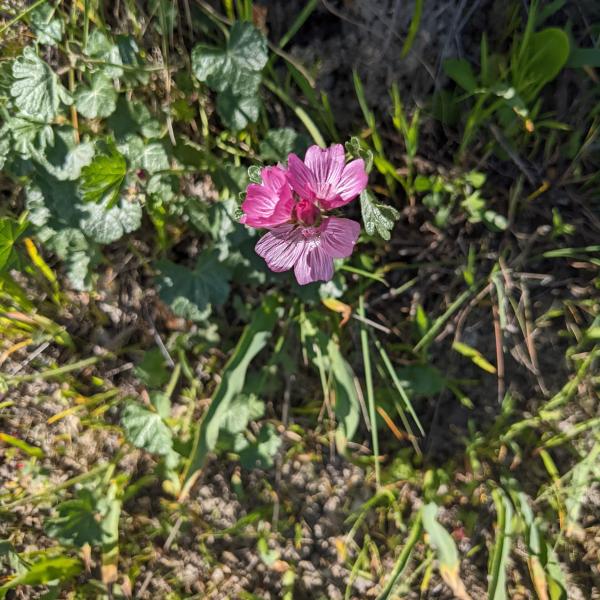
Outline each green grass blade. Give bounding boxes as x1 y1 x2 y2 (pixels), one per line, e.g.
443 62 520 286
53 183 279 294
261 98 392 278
413 288 474 353
278 0 319 49
488 489 514 600
376 514 422 600
372 335 424 436
401 0 423 58
263 78 326 146
180 296 279 499
359 294 380 489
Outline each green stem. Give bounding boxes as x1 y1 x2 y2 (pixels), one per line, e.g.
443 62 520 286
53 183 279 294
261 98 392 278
375 515 423 600
413 287 474 353
0 460 114 511
0 0 47 36
7 355 109 385
263 78 326 147
359 294 380 489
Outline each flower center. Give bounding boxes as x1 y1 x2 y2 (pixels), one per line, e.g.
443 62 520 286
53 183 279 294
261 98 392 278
294 198 320 226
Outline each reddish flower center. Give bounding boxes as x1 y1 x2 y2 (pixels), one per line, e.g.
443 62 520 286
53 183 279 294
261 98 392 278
294 199 320 226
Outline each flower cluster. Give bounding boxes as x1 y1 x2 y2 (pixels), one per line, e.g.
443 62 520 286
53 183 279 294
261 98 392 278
240 144 368 285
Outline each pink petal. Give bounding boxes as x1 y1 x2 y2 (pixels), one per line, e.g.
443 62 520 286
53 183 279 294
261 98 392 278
260 165 287 189
294 245 334 285
287 153 316 200
304 144 345 202
241 166 294 228
321 158 368 209
320 217 361 258
255 224 305 272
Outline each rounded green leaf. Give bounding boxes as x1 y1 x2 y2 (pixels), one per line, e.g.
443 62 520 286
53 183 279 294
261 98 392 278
75 76 117 119
527 28 570 88
29 4 64 45
217 90 260 131
11 47 71 122
191 21 267 95
121 402 173 455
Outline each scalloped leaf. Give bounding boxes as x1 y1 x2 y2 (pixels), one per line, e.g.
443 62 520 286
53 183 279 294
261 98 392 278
360 189 400 240
11 47 71 122
191 21 267 95
121 402 173 456
75 75 117 119
156 250 231 321
80 144 127 207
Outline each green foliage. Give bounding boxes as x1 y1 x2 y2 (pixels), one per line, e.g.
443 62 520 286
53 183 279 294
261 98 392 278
0 555 81 596
416 170 506 232
75 75 118 119
192 21 268 130
134 348 171 389
515 28 570 99
80 143 128 207
223 394 265 435
191 21 268 93
81 198 142 244
360 190 400 241
422 502 470 598
443 58 477 93
442 14 570 155
10 47 71 122
260 127 309 162
237 423 281 469
487 489 514 600
217 89 261 131
29 4 64 46
84 29 125 78
345 136 374 173
0 217 28 272
121 401 173 456
45 489 104 547
156 251 231 321
182 295 279 496
0 5 598 599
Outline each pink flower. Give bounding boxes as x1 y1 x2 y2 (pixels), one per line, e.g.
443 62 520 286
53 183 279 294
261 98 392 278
287 144 368 210
241 144 367 285
240 166 295 228
256 217 361 285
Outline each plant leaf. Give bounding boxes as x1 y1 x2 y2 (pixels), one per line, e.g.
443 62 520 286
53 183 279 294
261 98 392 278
80 198 142 244
75 75 117 119
121 402 173 455
156 251 231 321
327 338 360 452
11 47 70 122
85 29 124 78
191 21 267 95
422 502 472 600
217 90 260 131
488 489 514 600
238 423 281 470
181 295 279 498
360 189 400 240
260 128 309 163
0 217 28 271
0 555 81 593
29 4 64 45
443 58 478 93
80 144 127 207
3 115 54 158
134 348 170 389
45 489 104 547
524 28 569 90
223 394 265 435
140 143 169 174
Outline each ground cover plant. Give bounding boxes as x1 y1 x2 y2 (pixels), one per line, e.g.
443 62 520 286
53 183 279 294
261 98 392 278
0 0 599 598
